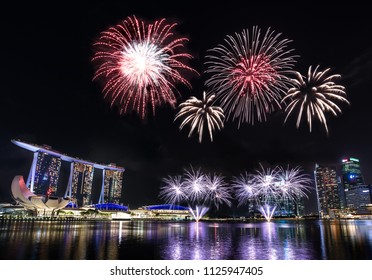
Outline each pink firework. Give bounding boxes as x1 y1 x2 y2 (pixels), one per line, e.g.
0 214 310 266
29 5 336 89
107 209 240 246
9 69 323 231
205 26 297 126
92 15 197 119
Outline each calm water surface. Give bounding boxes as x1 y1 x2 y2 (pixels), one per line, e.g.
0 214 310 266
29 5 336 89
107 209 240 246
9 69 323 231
1 219 372 260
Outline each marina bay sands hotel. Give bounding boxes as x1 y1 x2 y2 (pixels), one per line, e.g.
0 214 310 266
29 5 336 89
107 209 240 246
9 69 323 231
11 139 125 207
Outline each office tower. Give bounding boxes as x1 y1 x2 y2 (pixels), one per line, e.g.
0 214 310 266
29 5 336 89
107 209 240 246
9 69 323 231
33 152 61 196
337 175 346 210
341 157 366 212
276 198 305 217
341 157 364 189
246 197 303 218
314 163 341 218
344 184 372 211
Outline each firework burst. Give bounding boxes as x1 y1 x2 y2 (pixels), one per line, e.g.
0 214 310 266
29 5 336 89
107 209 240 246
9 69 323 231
182 166 207 203
231 172 258 206
204 26 297 126
233 164 312 221
92 15 197 119
159 166 233 221
276 165 312 201
159 175 187 204
175 91 225 143
282 65 349 133
250 164 282 203
204 173 232 209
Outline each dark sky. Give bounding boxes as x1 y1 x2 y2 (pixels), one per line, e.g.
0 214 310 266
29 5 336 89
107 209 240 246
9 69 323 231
1 2 372 215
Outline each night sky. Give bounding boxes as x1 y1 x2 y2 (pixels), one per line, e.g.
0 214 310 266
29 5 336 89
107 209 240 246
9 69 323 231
1 2 372 215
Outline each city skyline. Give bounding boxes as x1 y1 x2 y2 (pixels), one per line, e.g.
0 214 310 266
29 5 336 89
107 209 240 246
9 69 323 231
1 2 372 214
5 138 371 216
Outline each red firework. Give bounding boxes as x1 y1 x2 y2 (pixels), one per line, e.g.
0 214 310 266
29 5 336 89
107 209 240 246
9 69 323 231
205 26 297 126
92 15 197 119
232 54 278 97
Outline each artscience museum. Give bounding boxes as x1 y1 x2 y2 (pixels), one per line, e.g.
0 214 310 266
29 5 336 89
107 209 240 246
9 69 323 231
11 175 71 214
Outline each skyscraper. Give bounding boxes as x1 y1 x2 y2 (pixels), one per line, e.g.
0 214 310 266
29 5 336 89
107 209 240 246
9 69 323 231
344 184 372 212
341 157 364 189
314 164 341 218
341 157 369 212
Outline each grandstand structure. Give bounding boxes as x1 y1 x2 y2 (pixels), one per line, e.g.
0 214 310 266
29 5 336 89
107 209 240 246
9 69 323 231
11 139 125 208
131 204 191 220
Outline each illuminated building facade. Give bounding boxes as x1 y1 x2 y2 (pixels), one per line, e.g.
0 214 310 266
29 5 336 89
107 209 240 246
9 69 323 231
33 152 61 196
273 199 304 217
12 139 125 208
99 168 123 205
341 157 364 190
314 164 341 218
341 157 366 212
279 198 305 217
70 162 94 206
246 197 304 218
344 184 372 212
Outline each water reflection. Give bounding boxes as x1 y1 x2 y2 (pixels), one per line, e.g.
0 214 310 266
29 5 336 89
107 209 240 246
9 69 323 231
318 220 372 259
1 219 372 260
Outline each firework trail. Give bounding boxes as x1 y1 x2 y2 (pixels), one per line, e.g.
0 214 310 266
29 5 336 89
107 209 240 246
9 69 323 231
282 65 349 134
175 91 225 143
92 15 197 119
205 26 297 126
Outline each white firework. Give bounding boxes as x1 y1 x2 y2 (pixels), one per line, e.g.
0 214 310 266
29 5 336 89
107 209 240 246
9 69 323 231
282 65 350 134
233 163 312 221
231 172 258 206
159 175 187 204
182 166 208 203
175 91 224 143
204 173 232 209
276 165 312 201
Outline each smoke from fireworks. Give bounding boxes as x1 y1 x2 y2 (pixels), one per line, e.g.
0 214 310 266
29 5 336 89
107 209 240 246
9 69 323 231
175 91 225 143
282 65 349 134
92 15 197 119
205 26 297 126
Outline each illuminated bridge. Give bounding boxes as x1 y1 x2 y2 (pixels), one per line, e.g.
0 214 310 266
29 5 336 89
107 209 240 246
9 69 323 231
11 139 125 207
